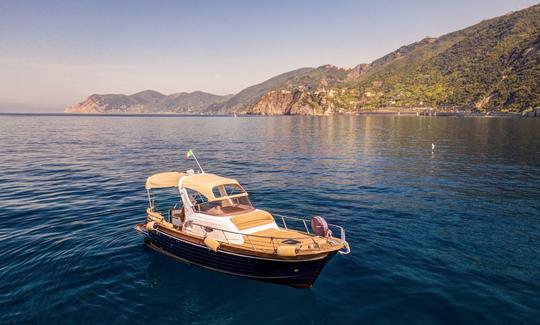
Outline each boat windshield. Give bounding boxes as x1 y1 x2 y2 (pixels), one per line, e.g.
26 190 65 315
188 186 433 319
196 195 254 216
187 186 255 216
212 183 246 198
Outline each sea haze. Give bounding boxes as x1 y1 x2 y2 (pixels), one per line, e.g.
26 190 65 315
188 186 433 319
0 115 539 323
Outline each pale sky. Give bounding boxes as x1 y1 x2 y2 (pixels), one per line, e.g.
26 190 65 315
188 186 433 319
0 0 538 111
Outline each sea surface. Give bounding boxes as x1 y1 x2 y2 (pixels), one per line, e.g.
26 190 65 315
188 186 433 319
0 114 539 324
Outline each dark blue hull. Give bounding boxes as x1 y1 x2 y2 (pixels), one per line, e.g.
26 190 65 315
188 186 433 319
145 228 336 288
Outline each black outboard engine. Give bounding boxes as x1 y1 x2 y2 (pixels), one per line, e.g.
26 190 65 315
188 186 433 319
311 216 330 237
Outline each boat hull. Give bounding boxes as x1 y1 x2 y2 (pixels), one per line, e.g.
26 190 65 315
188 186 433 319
145 228 336 288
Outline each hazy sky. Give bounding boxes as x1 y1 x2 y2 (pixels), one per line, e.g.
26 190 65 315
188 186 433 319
0 0 538 110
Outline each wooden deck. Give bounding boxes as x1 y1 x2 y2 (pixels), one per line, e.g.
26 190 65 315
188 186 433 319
239 228 344 255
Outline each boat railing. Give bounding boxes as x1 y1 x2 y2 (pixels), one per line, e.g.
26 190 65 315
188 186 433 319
273 214 347 243
274 214 350 255
186 214 350 255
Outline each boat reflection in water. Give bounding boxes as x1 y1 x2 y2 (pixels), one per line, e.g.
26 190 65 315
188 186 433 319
136 163 350 288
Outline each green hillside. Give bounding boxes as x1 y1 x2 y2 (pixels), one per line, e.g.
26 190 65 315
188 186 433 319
346 4 540 112
67 4 540 115
208 65 349 114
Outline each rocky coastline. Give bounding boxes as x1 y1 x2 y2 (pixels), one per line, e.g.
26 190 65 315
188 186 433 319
66 5 540 117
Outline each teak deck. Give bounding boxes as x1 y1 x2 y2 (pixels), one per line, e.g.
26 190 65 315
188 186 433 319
152 220 345 260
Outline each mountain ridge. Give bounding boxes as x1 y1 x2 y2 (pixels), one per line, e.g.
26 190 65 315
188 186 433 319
65 90 232 114
66 4 540 115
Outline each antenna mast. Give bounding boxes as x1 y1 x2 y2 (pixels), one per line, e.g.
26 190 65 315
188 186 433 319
192 153 205 174
186 149 205 173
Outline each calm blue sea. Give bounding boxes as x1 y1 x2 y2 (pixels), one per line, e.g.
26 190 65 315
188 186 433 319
0 115 539 324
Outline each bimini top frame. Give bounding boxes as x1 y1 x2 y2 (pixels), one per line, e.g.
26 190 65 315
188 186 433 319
145 172 187 189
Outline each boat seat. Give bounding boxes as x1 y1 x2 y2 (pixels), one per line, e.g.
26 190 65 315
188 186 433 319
170 208 185 228
231 210 275 230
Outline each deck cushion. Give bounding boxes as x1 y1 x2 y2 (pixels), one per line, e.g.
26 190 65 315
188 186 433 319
231 210 274 230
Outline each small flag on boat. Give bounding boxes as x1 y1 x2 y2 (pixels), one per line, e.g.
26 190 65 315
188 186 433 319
184 149 205 173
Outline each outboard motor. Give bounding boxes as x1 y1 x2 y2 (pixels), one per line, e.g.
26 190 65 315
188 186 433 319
311 216 329 237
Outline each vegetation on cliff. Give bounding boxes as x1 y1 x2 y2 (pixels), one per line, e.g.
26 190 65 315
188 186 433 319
347 4 540 112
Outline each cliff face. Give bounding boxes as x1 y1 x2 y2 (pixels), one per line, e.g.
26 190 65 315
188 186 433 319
226 65 350 115
246 89 338 115
206 68 316 115
65 96 98 113
246 90 316 115
246 90 294 115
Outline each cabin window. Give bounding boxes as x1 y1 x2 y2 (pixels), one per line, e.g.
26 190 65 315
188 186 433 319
185 189 210 205
212 184 245 198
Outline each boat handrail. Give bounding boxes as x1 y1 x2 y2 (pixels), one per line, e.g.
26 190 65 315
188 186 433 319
274 214 350 255
273 214 347 242
183 214 350 255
